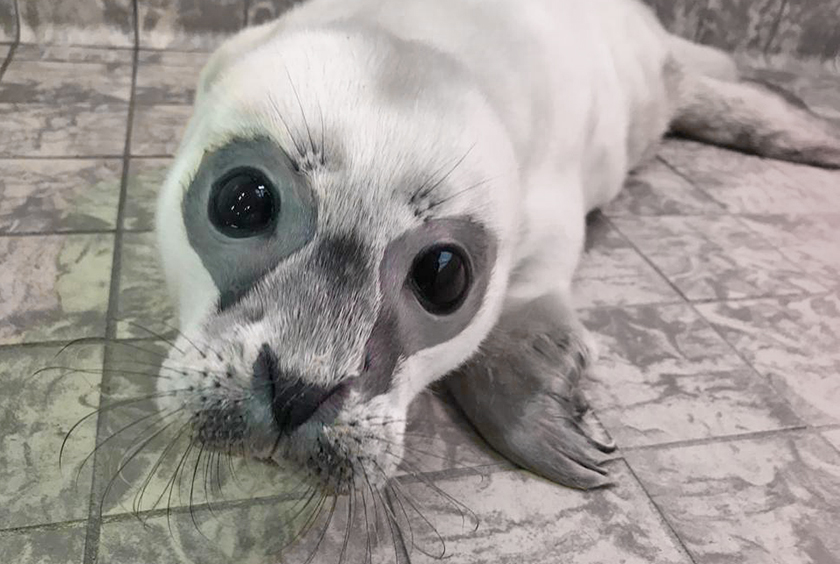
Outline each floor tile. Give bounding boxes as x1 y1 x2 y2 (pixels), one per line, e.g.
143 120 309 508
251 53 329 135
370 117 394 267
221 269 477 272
695 0 783 53
0 60 133 104
130 105 192 156
572 215 682 308
697 293 840 424
12 44 134 64
402 463 692 564
124 158 171 231
400 386 508 475
0 234 114 345
0 524 86 563
824 429 840 452
612 214 826 301
247 0 301 26
627 433 840 564
0 344 102 529
581 304 802 448
137 0 244 51
0 104 129 157
642 0 703 40
0 44 10 62
0 0 14 44
94 340 306 516
18 0 134 47
115 232 177 339
766 0 840 59
0 159 122 234
136 52 207 105
605 156 725 217
739 213 840 289
659 139 840 214
98 492 406 564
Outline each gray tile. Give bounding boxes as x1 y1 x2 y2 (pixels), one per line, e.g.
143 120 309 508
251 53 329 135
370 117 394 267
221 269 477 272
696 0 784 53
605 156 725 217
580 304 801 448
115 232 177 339
0 234 114 345
0 44 10 63
0 159 122 234
612 214 826 301
98 493 405 564
18 0 134 47
0 344 102 529
124 158 171 231
138 0 245 51
0 0 15 44
697 293 840 425
246 0 301 26
94 340 306 516
572 216 682 308
13 44 133 64
0 525 86 563
402 463 692 564
824 429 840 452
0 103 129 157
767 0 840 59
135 52 207 105
627 433 840 564
130 104 192 156
0 59 133 104
659 139 840 214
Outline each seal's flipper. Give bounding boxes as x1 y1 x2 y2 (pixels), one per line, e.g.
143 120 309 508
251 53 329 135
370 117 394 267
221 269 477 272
445 294 616 490
670 70 840 169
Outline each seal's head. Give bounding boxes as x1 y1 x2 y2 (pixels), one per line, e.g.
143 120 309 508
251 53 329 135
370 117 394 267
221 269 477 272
155 27 518 492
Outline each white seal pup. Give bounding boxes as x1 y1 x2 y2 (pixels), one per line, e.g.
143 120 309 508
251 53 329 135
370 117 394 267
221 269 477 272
155 0 840 503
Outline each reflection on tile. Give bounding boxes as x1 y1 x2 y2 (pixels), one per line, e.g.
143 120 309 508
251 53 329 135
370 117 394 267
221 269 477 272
581 304 801 447
642 0 703 41
404 463 691 564
659 139 840 214
573 216 683 308
0 60 133 104
18 0 134 47
605 156 724 217
613 214 825 301
696 0 783 52
0 104 129 157
0 525 86 564
0 344 102 529
697 293 840 424
0 234 113 345
247 0 301 26
99 493 406 564
767 0 840 59
0 159 122 234
402 387 507 475
136 52 207 105
115 232 177 338
740 214 840 290
628 433 840 564
124 158 171 231
13 44 134 64
130 105 192 156
138 0 244 51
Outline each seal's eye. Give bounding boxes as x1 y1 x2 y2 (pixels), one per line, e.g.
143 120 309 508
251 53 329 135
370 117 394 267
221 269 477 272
410 245 470 314
209 168 277 238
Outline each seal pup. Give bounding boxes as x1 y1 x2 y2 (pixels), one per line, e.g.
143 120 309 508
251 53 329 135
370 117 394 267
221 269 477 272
155 0 840 504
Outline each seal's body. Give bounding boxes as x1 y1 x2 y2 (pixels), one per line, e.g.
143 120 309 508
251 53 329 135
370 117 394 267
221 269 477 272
155 0 840 499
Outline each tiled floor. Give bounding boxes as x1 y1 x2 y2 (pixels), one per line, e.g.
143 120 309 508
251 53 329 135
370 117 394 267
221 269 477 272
1 40 839 564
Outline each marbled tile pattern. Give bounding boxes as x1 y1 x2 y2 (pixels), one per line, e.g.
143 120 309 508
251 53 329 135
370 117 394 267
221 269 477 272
0 159 122 233
768 0 840 59
628 433 840 564
1 36 840 564
0 234 114 345
18 0 134 47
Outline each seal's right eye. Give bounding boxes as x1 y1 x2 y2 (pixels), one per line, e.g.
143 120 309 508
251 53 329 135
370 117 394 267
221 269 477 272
209 168 278 238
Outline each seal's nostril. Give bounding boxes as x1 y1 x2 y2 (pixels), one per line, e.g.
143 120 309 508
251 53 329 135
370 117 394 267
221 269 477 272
253 344 343 432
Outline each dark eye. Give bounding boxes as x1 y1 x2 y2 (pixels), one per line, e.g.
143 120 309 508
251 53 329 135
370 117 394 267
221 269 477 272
209 168 277 238
410 245 470 314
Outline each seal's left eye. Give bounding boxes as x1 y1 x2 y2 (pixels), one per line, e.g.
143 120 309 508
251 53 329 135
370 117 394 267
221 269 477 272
209 168 277 238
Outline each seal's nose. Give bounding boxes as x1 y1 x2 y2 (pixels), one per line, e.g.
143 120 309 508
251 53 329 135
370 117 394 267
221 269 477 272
254 345 336 432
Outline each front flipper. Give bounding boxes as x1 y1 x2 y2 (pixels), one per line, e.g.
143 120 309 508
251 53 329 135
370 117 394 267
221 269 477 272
445 293 616 489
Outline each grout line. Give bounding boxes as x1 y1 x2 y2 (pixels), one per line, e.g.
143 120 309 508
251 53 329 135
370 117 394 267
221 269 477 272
13 0 20 45
0 154 172 160
0 335 161 352
81 4 140 559
0 518 89 536
0 229 153 238
0 40 17 83
620 425 812 454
